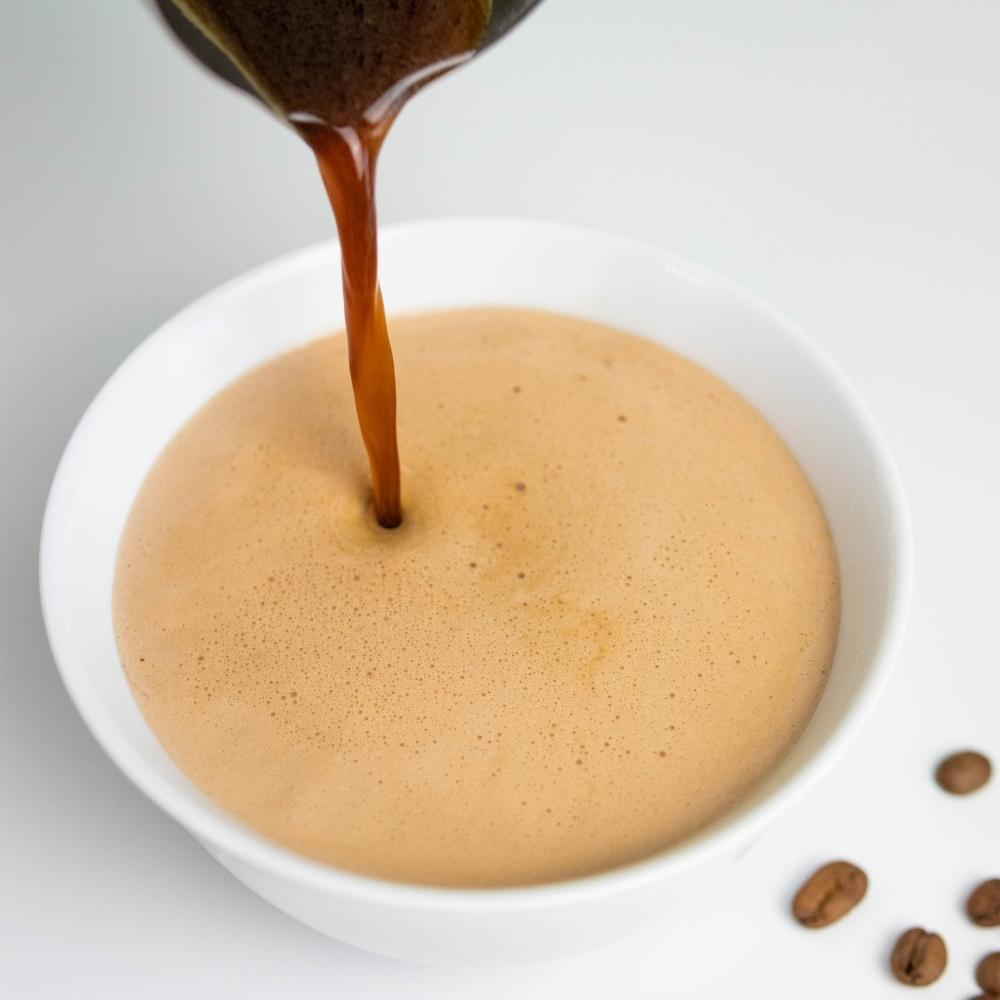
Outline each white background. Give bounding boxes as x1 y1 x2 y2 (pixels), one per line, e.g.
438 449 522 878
2 1 999 996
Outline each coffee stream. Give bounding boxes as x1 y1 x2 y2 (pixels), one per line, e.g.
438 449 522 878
172 0 491 526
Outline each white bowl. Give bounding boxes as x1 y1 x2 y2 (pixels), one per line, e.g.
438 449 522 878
40 218 911 964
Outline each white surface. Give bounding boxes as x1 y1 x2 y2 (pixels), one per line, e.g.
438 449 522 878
1 0 998 995
39 219 910 962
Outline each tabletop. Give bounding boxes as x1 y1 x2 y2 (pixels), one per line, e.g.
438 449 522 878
2 1 999 997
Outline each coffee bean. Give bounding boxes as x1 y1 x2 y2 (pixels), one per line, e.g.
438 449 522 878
889 927 947 986
976 953 1000 994
936 750 991 794
968 879 1000 927
792 860 868 928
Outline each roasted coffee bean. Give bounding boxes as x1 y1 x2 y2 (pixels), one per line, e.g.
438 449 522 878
792 860 868 928
889 927 947 986
936 750 992 794
976 952 1000 994
968 879 1000 927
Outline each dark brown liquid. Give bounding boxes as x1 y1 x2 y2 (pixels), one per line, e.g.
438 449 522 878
172 0 491 525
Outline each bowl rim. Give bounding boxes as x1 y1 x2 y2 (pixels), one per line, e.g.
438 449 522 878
39 216 913 914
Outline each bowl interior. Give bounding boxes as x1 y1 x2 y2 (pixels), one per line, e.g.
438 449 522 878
41 218 909 902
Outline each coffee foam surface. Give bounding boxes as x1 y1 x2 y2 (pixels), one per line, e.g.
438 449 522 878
114 307 839 886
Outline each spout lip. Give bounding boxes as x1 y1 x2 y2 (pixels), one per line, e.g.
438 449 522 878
146 0 546 102
482 0 547 49
146 0 262 101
